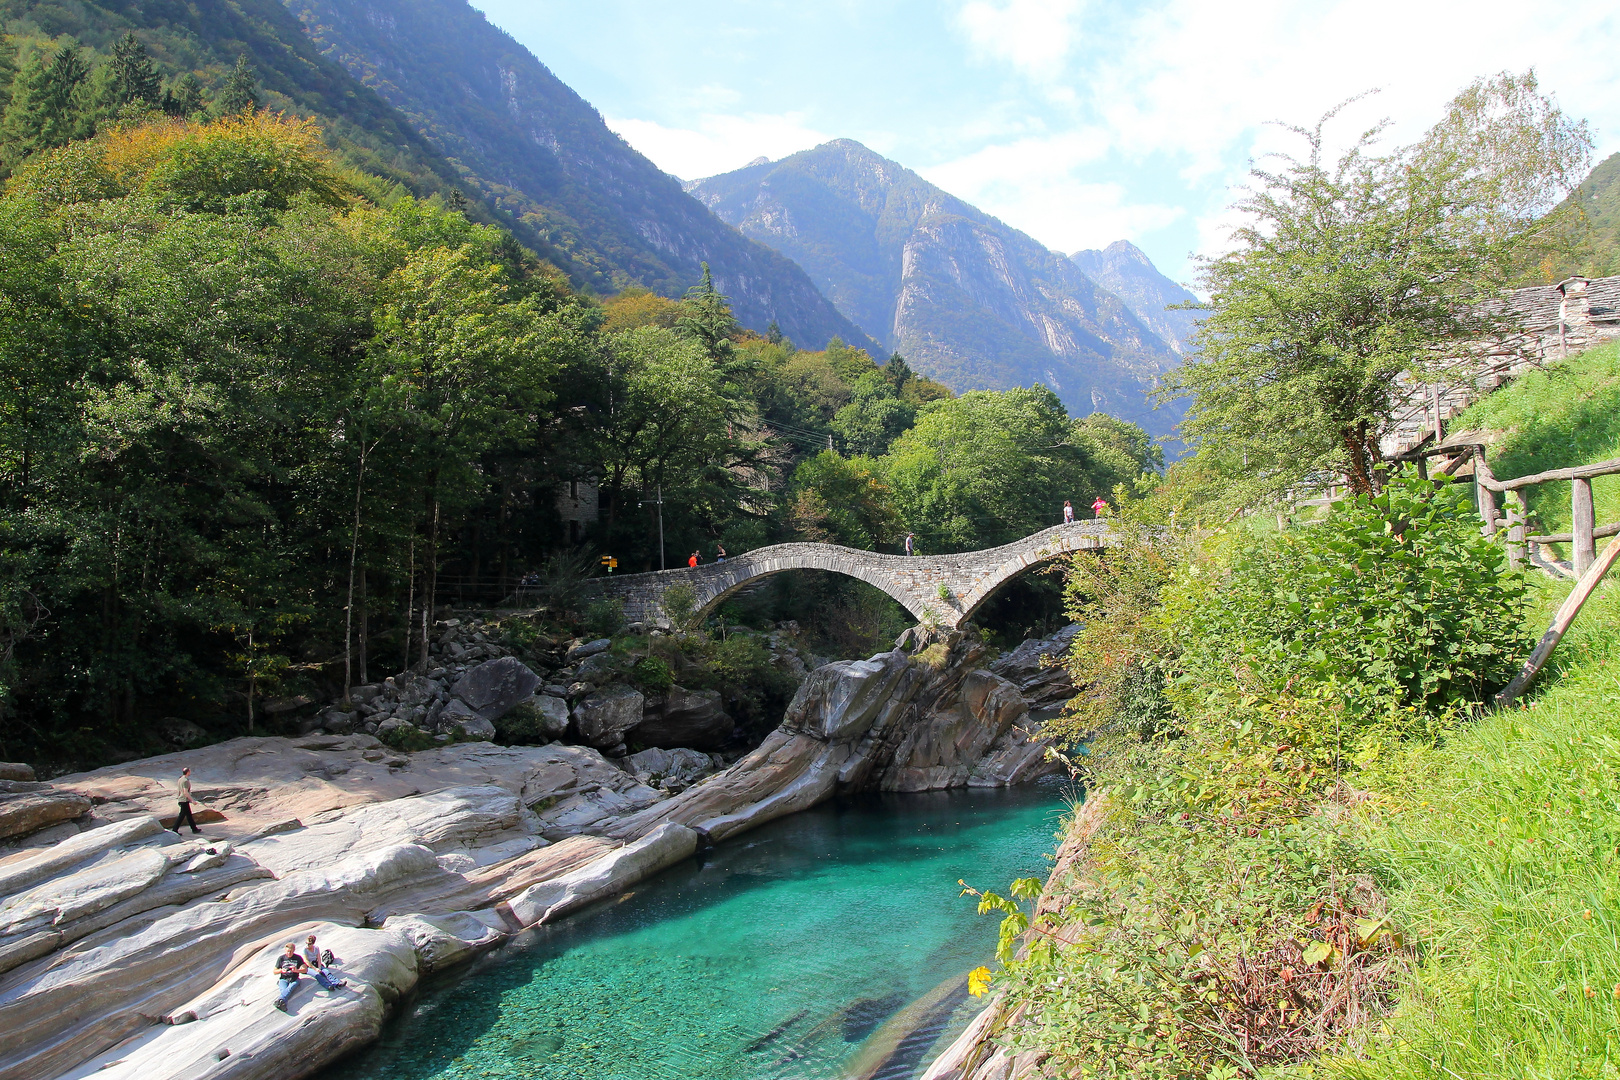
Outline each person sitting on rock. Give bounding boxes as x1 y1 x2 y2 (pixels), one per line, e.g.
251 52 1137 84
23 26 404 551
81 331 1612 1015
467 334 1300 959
303 934 347 990
273 943 307 1011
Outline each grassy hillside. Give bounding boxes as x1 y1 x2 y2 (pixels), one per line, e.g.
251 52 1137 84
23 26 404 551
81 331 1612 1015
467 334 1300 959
1452 340 1620 555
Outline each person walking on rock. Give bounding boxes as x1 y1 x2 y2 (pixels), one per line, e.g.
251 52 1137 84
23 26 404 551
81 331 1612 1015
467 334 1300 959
688 551 700 568
303 935 348 991
173 767 201 835
1062 500 1074 524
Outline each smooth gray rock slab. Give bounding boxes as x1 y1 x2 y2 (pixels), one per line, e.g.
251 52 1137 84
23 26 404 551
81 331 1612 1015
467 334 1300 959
451 658 541 721
572 685 645 749
0 790 91 841
503 823 698 926
781 649 913 742
631 686 732 750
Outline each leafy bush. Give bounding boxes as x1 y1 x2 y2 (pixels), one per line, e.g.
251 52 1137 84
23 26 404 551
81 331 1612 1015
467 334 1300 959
378 723 436 752
659 583 701 633
630 655 674 695
581 598 625 640
493 702 550 745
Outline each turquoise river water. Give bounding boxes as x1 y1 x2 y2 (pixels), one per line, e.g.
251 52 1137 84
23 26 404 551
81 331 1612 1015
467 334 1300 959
329 778 1071 1080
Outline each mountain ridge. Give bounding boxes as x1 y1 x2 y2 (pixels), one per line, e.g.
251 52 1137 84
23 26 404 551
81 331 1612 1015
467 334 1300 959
1071 240 1203 355
688 138 1184 439
283 0 879 352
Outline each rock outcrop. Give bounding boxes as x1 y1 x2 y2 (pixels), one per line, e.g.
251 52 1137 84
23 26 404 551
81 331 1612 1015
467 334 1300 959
0 623 1069 1080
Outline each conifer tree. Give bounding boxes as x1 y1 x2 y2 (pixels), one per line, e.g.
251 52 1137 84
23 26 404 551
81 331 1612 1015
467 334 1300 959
0 42 90 166
104 33 162 111
162 72 205 118
214 53 259 116
676 262 738 368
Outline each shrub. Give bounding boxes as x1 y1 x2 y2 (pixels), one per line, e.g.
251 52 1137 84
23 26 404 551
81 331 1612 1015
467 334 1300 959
493 702 549 745
581 598 624 639
630 655 674 695
659 582 701 633
378 723 436 752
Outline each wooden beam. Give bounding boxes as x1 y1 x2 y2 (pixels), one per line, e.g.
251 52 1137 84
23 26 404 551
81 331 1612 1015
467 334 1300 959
1495 532 1620 708
1482 455 1620 492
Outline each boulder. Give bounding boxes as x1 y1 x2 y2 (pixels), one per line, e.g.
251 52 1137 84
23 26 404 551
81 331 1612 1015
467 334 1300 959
631 686 733 750
575 651 620 679
0 790 91 841
450 657 542 721
382 911 506 974
626 747 721 792
565 638 613 663
782 650 915 742
0 762 36 782
572 685 646 749
437 698 496 742
530 694 571 739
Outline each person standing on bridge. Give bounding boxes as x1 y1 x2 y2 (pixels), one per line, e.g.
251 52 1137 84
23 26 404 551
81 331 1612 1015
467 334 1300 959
688 551 700 568
716 545 727 563
1092 496 1109 518
1062 500 1074 524
904 533 915 556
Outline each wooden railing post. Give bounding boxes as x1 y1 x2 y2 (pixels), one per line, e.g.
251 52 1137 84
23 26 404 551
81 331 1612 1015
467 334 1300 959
1572 477 1596 575
1475 449 1499 539
1506 490 1527 569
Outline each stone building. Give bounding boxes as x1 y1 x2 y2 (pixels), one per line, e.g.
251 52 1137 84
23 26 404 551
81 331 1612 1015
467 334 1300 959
1382 275 1620 456
555 478 600 545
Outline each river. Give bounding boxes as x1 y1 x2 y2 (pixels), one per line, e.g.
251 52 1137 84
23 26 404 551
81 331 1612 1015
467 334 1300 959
327 778 1070 1080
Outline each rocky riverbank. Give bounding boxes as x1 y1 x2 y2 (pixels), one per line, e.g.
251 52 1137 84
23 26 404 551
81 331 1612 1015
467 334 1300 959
0 623 1077 1080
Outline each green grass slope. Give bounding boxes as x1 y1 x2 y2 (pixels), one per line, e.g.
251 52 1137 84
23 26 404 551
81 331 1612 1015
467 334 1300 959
1327 350 1620 1077
1452 339 1620 553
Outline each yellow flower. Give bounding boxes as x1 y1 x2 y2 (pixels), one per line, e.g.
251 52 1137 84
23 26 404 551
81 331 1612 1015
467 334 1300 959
968 966 993 998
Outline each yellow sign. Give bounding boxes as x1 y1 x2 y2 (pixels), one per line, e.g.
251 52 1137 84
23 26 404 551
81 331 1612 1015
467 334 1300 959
601 556 618 573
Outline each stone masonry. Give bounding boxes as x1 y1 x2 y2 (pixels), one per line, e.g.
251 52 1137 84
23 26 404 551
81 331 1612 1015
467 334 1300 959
590 521 1116 629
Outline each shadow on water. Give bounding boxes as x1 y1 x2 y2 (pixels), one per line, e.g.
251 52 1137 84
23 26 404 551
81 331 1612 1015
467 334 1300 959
328 778 1072 1080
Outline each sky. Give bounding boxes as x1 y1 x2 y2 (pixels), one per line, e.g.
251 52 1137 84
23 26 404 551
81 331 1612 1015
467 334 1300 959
470 0 1620 287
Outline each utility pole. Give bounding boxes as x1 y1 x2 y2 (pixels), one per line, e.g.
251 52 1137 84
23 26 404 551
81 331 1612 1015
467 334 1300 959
639 484 666 570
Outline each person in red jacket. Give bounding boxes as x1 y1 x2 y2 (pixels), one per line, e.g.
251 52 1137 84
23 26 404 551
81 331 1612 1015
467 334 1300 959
688 551 700 568
1092 496 1109 517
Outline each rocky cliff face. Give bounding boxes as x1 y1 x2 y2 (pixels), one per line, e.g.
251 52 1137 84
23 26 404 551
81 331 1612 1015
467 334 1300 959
1070 240 1203 357
0 623 1072 1080
687 140 1185 439
283 0 880 352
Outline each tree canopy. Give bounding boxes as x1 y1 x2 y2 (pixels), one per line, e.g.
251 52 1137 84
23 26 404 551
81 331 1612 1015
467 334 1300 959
1165 72 1592 497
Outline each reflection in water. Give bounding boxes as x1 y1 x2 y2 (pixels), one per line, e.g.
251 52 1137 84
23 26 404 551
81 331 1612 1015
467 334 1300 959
329 779 1069 1080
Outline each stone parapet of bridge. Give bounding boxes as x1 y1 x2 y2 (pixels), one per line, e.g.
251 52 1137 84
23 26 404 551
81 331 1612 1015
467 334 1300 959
588 521 1115 629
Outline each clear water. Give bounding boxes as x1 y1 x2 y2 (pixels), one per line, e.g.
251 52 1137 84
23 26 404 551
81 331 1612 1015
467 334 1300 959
330 779 1071 1080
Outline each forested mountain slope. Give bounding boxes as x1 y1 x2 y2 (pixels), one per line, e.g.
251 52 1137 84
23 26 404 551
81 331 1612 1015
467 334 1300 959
282 0 876 351
1071 239 1202 356
1567 151 1620 277
687 139 1184 439
0 0 576 267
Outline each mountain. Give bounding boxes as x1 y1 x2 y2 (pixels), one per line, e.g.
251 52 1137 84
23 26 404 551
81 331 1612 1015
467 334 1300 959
1070 241 1203 355
281 0 878 352
1567 151 1620 278
686 140 1183 439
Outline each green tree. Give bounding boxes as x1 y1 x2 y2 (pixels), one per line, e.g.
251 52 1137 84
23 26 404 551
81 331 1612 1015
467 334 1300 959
832 372 915 456
676 262 738 368
788 451 901 548
882 386 1151 550
162 73 205 119
1 42 92 166
1166 73 1592 496
214 54 259 117
99 33 162 114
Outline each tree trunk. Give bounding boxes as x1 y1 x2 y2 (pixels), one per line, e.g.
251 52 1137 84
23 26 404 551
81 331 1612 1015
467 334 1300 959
421 496 439 669
403 535 415 674
343 448 368 702
358 567 369 686
1341 422 1375 494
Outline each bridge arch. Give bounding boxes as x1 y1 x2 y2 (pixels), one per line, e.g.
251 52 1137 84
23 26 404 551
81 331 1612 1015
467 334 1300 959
592 522 1114 630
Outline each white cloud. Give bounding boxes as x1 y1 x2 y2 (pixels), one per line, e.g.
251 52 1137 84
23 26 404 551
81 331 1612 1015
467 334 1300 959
957 0 1085 82
605 113 836 181
923 138 1184 255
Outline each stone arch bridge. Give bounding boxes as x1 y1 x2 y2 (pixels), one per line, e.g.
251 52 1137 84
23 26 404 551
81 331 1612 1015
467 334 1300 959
591 521 1116 630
